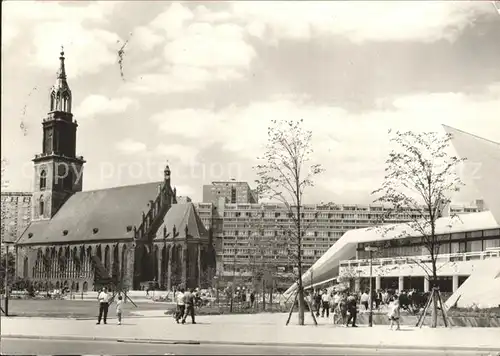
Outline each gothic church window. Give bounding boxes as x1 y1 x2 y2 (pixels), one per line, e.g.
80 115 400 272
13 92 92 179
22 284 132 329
50 92 56 111
39 196 45 217
62 93 70 112
56 92 61 110
23 257 29 278
40 170 47 190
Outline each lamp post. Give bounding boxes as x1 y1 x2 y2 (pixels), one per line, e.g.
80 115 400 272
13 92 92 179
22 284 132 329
214 275 219 306
2 241 15 316
365 246 378 327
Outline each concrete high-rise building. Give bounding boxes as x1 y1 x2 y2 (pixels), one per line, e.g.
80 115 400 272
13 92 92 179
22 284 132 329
1 192 32 243
194 199 485 289
203 180 258 204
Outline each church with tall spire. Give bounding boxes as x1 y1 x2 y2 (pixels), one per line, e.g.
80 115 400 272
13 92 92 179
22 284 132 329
15 50 216 293
31 48 85 221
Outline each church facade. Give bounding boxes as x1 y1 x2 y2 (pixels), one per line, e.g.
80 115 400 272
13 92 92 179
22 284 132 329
15 51 216 292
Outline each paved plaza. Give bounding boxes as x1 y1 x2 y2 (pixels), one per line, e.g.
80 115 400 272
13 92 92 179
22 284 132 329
2 312 500 353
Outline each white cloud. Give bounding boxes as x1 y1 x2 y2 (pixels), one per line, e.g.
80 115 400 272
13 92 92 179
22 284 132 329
3 1 117 24
125 2 255 94
149 83 500 197
150 2 195 39
164 22 255 69
4 1 122 76
31 23 121 78
115 139 147 154
153 143 200 165
172 184 196 198
74 95 138 119
132 26 164 51
122 64 243 95
226 1 495 43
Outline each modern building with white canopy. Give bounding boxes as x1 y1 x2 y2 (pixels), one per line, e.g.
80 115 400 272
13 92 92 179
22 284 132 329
284 126 500 301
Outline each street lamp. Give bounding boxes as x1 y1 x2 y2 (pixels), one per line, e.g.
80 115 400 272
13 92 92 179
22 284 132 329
213 275 219 306
365 246 379 327
2 240 15 316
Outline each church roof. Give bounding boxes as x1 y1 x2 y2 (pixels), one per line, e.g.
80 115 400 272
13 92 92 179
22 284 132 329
17 182 162 245
155 203 208 241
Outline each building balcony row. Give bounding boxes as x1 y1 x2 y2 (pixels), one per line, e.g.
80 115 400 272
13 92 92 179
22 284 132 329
339 249 500 278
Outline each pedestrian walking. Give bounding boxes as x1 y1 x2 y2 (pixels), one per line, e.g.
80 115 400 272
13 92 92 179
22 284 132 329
360 291 369 311
96 287 111 325
388 298 401 330
116 295 124 325
182 288 196 324
314 291 322 317
346 293 358 327
175 288 185 324
321 289 331 318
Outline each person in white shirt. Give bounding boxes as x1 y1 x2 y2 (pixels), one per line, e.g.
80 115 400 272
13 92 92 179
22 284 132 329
360 291 370 311
388 298 401 330
332 292 341 314
175 288 185 324
116 295 124 325
96 287 111 325
321 289 332 318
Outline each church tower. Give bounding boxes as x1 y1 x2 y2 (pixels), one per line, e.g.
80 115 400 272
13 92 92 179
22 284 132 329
32 49 86 220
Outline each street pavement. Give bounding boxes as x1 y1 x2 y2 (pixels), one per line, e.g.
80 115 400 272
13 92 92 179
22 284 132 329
2 338 497 356
4 298 173 318
2 312 500 353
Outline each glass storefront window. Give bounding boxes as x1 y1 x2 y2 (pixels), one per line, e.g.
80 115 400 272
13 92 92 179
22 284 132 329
483 229 500 237
484 239 500 249
439 243 450 254
466 240 481 252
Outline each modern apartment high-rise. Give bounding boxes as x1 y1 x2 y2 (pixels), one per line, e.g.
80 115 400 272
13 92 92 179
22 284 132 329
203 180 259 204
195 181 486 289
1 192 32 243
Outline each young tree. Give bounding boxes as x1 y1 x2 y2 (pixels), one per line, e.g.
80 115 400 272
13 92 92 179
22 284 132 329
245 212 291 311
254 119 324 325
372 130 465 327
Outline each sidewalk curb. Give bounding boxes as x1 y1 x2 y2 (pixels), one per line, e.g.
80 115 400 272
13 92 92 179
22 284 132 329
4 315 169 321
3 334 500 352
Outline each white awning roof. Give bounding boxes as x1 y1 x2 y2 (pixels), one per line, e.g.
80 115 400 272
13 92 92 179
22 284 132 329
285 211 499 296
286 127 500 297
443 125 500 225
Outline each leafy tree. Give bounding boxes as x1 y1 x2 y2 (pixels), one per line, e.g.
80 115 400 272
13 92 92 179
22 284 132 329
254 119 324 325
372 130 465 327
0 251 15 293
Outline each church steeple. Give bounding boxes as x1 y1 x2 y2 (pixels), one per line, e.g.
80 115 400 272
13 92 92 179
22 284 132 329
49 47 72 113
32 49 85 221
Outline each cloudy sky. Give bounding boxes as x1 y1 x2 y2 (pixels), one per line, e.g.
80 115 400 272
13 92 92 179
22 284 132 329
2 1 499 204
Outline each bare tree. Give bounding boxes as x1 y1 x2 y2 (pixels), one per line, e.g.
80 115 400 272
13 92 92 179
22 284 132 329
254 119 324 326
372 130 465 327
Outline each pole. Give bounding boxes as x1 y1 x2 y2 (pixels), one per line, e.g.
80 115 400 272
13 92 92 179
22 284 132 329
230 235 237 313
164 238 167 294
4 243 10 316
368 250 373 327
216 276 219 306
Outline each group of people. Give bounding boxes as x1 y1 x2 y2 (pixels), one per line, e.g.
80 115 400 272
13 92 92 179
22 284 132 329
174 288 198 324
94 286 204 326
358 288 428 314
308 288 405 330
96 287 123 325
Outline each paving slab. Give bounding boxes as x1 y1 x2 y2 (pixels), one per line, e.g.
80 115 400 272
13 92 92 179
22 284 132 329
2 313 500 351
